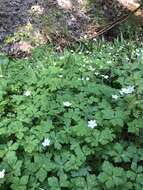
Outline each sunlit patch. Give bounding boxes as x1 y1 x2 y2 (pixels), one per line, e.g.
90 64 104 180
15 41 33 53
32 30 47 45
57 0 73 10
31 5 44 15
117 0 141 15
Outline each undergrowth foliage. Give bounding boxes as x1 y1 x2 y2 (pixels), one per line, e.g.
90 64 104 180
0 40 143 190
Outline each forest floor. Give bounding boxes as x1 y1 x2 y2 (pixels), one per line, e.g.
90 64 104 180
0 0 96 55
0 0 143 57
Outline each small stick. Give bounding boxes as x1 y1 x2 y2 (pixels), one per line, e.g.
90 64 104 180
90 4 142 38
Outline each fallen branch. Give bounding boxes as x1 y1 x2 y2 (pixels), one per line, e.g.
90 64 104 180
91 4 142 38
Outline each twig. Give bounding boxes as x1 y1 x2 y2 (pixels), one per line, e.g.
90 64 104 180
91 4 142 38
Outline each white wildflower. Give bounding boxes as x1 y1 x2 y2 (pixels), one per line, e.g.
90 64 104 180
125 57 130 61
86 77 90 81
89 65 95 71
107 61 112 64
59 75 63 78
0 75 3 78
42 138 50 147
112 95 119 100
0 169 5 179
24 90 31 96
101 75 109 79
88 120 97 129
63 101 72 107
95 72 99 76
104 75 109 79
119 86 134 95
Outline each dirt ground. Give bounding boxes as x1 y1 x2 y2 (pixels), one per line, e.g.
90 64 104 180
0 0 142 56
0 0 92 55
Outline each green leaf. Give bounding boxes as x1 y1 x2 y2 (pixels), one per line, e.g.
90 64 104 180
105 178 114 189
0 56 9 65
59 174 70 187
36 168 47 182
99 128 115 145
20 176 29 185
128 119 143 135
102 161 113 175
72 120 88 136
48 177 59 187
5 151 17 166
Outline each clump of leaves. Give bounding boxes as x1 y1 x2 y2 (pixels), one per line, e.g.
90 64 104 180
0 39 143 190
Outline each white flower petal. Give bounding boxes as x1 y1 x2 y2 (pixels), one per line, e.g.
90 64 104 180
95 72 99 76
0 169 5 179
63 101 72 107
86 77 90 81
101 75 109 79
112 95 119 100
88 120 97 129
42 138 50 147
24 90 31 96
120 86 134 95
107 61 112 64
89 66 95 71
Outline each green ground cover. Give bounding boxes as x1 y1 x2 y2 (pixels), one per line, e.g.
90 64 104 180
0 37 143 190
